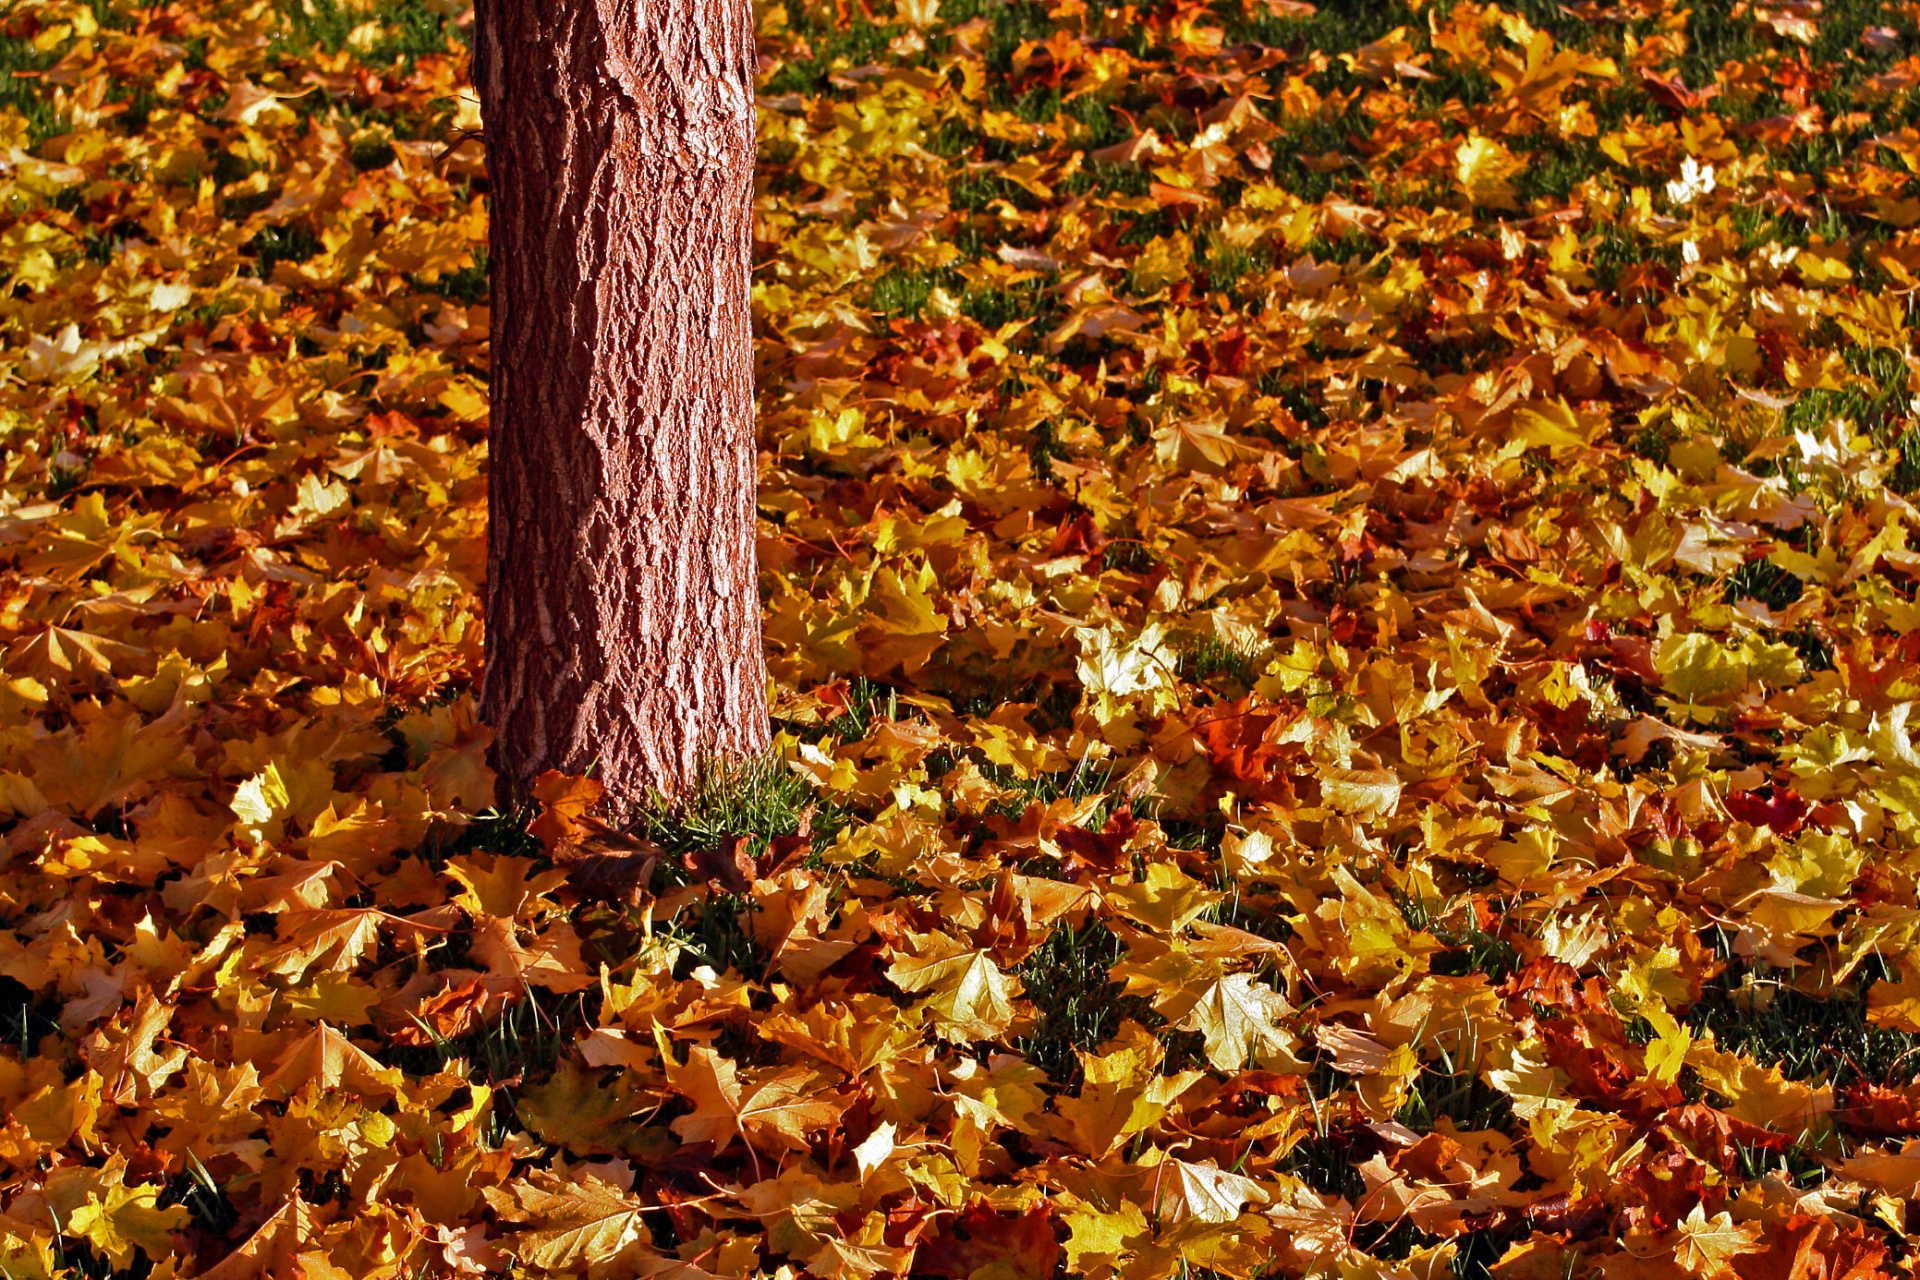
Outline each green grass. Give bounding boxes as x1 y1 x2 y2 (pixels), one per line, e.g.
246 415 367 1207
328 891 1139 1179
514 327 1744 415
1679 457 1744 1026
634 753 844 859
1015 920 1156 1087
1177 634 1260 692
762 13 894 96
0 974 56 1058
1686 961 1920 1091
869 266 960 320
278 0 466 66
0 27 67 148
424 250 491 306
389 989 598 1149
1725 557 1805 610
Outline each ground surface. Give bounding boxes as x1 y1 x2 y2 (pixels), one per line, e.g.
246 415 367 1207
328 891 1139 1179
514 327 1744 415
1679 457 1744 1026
4 0 1920 1276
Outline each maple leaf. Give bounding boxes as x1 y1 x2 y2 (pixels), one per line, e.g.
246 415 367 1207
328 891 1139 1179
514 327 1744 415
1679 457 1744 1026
916 1202 1059 1280
195 1196 321 1280
1177 971 1295 1071
658 1028 843 1166
1076 619 1179 723
1111 870 1223 947
1455 133 1520 206
445 852 568 919
513 1060 655 1152
1670 1204 1763 1277
1060 1195 1151 1274
530 770 607 848
807 1236 915 1280
884 934 1021 1041
492 1174 655 1271
62 1182 188 1270
259 1022 403 1100
80 989 186 1105
1147 1156 1272 1226
845 1122 893 1185
254 908 391 980
1050 1029 1204 1156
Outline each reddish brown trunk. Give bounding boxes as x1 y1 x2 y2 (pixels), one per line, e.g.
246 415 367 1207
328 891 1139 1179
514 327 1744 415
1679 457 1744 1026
473 0 769 803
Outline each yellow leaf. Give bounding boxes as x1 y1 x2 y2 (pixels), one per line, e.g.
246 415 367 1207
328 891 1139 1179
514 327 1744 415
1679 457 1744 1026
1455 133 1519 206
66 1187 187 1271
1061 1196 1150 1274
230 763 291 832
1656 631 1805 705
44 1164 186 1272
1106 862 1222 934
886 936 1021 1041
659 1028 843 1161
1129 233 1192 294
1176 972 1296 1071
1670 1204 1761 1277
1145 1154 1272 1225
489 1172 653 1270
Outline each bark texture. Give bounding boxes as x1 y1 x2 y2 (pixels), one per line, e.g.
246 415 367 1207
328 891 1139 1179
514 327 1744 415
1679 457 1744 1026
474 0 769 802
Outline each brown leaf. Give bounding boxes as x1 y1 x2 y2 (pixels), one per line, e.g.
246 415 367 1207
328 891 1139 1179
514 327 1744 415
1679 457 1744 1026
683 834 757 895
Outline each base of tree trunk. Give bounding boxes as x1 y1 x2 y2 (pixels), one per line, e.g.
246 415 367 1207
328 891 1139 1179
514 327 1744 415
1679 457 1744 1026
474 0 770 806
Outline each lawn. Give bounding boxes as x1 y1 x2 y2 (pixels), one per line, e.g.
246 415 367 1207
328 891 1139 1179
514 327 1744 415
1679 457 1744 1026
3 0 1920 1276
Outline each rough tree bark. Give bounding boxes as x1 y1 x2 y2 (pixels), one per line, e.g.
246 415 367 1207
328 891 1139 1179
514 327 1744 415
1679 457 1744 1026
473 0 770 803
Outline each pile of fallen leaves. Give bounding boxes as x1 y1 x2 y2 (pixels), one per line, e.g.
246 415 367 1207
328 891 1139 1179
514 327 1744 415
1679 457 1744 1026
13 0 1920 1274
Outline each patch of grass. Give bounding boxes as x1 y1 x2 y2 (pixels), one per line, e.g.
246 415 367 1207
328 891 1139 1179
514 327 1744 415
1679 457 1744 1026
997 84 1060 123
1059 92 1131 150
661 887 767 981
1399 895 1518 980
1061 157 1152 200
1199 242 1269 295
1178 634 1258 691
926 117 983 159
1100 539 1157 573
932 0 1057 74
1015 920 1154 1087
810 677 906 741
635 753 844 858
1256 376 1330 434
348 134 398 170
950 166 1042 212
1260 111 1368 204
423 249 489 306
1511 134 1611 206
986 747 1117 824
962 280 1057 332
1783 625 1834 672
246 221 323 277
1686 959 1920 1089
157 1155 239 1236
1221 0 1413 66
1591 231 1681 295
217 187 278 222
1891 426 1920 494
0 974 58 1058
869 266 959 320
281 0 465 66
0 29 65 148
1205 881 1296 943
429 801 546 864
1725 557 1804 609
1281 1071 1371 1199
1782 345 1910 456
762 17 892 95
1628 415 1682 467
1396 1059 1515 1133
416 990 597 1145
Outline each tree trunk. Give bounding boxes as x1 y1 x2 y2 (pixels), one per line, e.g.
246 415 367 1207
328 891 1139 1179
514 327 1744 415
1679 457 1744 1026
473 0 769 804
